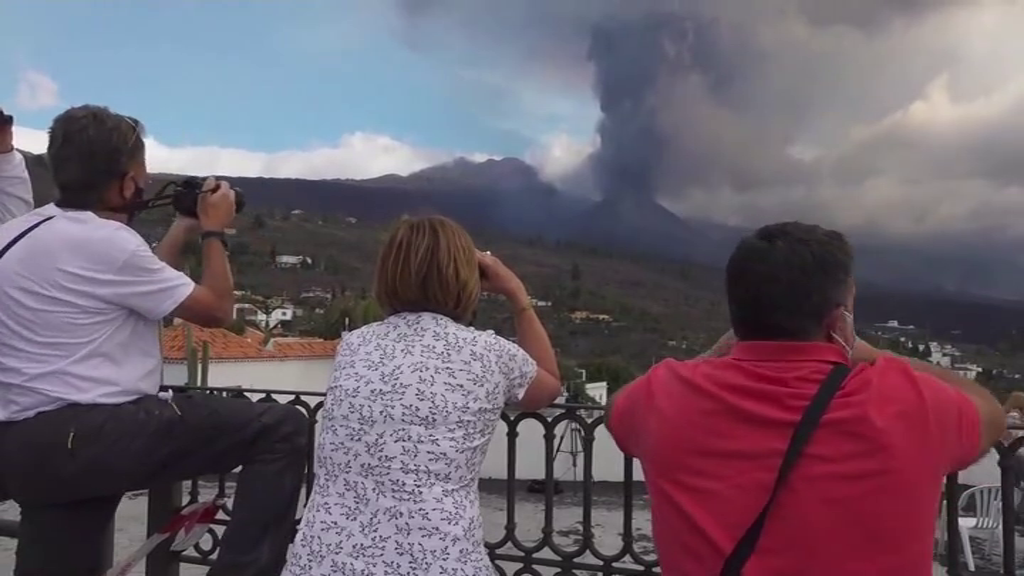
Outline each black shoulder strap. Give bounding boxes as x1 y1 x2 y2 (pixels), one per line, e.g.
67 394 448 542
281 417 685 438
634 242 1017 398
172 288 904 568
0 216 55 262
720 362 852 576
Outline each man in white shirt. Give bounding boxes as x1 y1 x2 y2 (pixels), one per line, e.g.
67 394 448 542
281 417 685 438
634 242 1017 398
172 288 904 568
0 105 308 576
0 109 33 224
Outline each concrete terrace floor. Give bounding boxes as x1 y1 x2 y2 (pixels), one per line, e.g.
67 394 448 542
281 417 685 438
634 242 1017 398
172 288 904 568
0 480 1012 575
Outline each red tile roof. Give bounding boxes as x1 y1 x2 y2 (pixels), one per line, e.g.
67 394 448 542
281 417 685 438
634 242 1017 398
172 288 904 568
161 322 338 363
266 338 340 358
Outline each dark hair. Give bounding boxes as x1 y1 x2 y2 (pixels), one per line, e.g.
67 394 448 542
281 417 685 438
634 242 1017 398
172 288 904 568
726 221 853 341
47 105 146 210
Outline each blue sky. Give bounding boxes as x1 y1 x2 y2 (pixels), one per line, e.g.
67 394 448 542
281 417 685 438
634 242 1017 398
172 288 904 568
0 1 598 178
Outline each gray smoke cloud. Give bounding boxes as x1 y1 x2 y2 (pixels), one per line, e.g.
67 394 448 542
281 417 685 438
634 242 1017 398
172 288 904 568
392 0 1024 244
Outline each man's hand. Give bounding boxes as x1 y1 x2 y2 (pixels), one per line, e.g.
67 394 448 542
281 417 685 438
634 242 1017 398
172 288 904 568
477 250 529 306
197 178 237 232
172 214 201 235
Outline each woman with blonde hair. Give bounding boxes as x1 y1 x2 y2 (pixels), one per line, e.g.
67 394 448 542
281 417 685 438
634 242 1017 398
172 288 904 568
283 215 563 576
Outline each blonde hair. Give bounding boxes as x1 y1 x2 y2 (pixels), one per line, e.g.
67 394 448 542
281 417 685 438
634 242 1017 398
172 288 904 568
373 216 481 323
1006 392 1024 413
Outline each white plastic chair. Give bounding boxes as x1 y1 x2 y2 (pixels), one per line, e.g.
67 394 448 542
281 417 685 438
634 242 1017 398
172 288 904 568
937 485 1013 572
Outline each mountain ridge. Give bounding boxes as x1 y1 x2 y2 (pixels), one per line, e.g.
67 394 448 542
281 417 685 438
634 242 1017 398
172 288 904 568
21 148 1022 302
144 155 1024 301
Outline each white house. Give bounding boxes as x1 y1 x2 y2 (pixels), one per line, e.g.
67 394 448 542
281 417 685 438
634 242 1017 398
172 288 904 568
233 303 300 331
161 321 338 393
875 319 916 330
953 362 982 380
559 380 609 405
275 255 311 269
299 287 332 300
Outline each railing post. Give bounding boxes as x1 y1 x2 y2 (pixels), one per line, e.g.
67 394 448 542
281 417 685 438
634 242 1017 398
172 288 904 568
145 482 183 576
101 518 115 573
998 443 1017 576
945 473 962 576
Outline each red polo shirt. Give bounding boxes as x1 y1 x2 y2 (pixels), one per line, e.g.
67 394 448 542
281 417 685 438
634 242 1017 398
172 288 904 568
608 342 980 576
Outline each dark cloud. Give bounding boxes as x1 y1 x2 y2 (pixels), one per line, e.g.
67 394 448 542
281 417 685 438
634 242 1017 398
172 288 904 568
392 0 1024 242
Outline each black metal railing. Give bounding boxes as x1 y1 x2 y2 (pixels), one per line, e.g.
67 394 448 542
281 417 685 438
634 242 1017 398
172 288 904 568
141 386 659 576
938 430 1024 575
1 387 1021 575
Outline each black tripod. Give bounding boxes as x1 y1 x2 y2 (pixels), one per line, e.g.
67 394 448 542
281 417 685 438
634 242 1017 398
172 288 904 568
526 393 587 495
553 418 586 484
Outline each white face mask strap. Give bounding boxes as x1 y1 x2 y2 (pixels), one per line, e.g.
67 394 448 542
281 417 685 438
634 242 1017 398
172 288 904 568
831 331 853 357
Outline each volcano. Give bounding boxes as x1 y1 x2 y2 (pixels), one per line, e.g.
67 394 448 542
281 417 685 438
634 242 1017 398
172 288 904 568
569 195 734 265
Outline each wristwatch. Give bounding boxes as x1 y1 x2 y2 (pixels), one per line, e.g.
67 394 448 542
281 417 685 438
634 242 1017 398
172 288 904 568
200 230 228 249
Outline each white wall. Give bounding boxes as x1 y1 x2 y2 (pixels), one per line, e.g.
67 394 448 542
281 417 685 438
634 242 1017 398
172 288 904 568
478 412 644 483
163 358 334 393
192 389 642 483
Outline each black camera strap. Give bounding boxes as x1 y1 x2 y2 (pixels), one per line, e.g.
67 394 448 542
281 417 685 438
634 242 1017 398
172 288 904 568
0 216 55 262
719 362 852 576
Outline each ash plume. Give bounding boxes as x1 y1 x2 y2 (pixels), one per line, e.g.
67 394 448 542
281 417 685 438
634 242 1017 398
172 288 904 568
393 0 1024 243
587 12 725 202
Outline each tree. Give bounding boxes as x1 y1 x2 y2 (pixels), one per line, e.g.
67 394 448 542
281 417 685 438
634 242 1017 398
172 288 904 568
252 213 267 230
231 239 251 257
578 358 636 395
977 367 996 386
570 261 582 283
568 284 582 308
226 317 248 336
323 254 342 275
354 298 384 327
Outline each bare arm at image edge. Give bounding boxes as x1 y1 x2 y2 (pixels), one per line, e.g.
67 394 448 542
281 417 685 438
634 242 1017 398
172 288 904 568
509 296 562 411
885 351 1005 468
171 236 235 328
0 149 33 223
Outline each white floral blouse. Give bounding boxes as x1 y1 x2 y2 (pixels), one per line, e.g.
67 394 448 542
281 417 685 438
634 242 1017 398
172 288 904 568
282 312 538 576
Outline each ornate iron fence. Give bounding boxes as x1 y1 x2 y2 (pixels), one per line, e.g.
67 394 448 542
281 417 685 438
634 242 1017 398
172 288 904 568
1 386 1022 575
938 432 1024 576
146 386 661 576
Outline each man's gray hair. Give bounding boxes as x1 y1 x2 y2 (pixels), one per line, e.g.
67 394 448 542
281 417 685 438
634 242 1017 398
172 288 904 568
47 104 146 210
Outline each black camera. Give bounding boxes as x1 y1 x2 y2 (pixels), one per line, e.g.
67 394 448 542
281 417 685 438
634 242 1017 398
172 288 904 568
167 177 247 218
137 176 247 218
0 109 13 128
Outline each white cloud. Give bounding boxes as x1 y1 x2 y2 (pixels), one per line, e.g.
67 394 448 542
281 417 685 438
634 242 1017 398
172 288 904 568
13 125 495 180
526 133 596 182
14 70 60 111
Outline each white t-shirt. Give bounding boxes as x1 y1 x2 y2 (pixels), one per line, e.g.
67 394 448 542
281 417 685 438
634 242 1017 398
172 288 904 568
0 150 33 225
0 203 196 421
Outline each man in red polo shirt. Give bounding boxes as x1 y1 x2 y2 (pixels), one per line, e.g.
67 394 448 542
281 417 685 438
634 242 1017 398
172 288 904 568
608 221 1006 576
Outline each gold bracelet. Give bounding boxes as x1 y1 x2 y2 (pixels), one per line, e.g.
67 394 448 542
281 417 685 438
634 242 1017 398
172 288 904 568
513 302 534 316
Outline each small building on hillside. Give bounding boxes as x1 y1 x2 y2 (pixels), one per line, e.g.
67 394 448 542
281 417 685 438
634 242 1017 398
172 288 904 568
275 255 311 269
568 311 614 323
161 321 338 393
953 362 982 380
232 303 300 331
